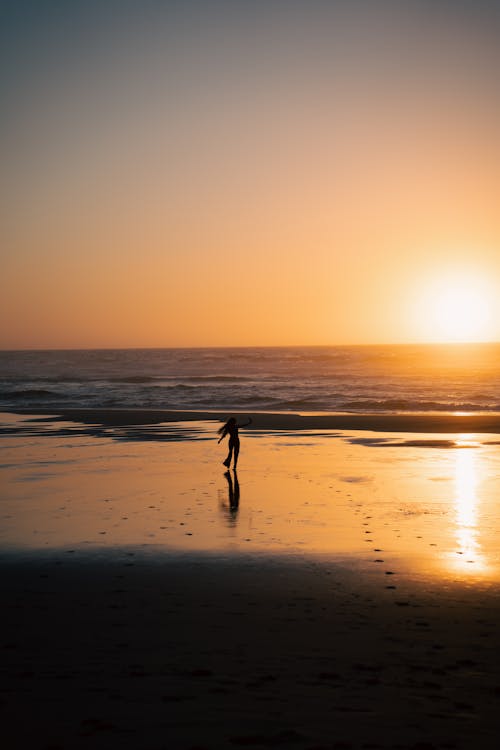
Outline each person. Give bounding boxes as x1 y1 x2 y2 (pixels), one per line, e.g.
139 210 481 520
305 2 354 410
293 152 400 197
217 416 252 469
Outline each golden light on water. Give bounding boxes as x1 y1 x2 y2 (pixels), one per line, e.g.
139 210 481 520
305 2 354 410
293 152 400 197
451 439 485 574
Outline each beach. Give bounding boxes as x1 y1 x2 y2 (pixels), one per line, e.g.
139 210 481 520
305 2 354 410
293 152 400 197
2 410 500 748
3 554 500 750
3 0 500 740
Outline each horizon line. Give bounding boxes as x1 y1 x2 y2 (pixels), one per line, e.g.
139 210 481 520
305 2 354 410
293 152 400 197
2 340 500 353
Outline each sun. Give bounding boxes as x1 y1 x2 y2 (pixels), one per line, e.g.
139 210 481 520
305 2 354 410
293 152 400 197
416 271 495 343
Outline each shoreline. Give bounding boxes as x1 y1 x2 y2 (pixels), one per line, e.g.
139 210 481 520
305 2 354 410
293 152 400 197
9 406 500 433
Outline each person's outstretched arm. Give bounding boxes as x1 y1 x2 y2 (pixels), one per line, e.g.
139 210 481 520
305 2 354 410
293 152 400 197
237 417 252 428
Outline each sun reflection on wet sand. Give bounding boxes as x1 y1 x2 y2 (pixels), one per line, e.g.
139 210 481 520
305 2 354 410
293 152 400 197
451 437 485 574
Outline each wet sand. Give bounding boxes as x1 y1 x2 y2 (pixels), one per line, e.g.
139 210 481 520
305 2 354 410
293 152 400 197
2 411 500 748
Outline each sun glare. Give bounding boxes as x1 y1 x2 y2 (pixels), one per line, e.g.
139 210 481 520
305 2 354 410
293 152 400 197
417 272 495 343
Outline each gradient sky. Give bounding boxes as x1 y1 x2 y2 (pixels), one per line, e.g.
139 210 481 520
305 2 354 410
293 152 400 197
1 0 500 348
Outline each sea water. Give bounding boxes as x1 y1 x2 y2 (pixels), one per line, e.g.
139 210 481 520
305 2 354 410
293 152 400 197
1 344 499 413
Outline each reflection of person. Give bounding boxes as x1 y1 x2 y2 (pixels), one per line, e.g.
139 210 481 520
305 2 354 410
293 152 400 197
217 417 252 469
224 469 240 514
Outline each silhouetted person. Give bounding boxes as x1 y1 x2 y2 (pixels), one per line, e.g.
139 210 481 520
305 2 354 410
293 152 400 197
217 416 252 469
224 469 240 514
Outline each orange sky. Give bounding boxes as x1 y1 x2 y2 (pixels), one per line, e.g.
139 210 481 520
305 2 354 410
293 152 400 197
1 1 499 348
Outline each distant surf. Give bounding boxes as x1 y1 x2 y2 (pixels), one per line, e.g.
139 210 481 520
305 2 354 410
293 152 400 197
1 344 499 414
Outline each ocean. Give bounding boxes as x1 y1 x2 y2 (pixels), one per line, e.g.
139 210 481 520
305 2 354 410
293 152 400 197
1 344 499 414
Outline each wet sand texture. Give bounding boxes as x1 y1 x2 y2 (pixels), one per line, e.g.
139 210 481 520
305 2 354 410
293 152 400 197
2 410 500 748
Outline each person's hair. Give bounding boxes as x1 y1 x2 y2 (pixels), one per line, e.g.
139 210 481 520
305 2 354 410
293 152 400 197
218 417 236 437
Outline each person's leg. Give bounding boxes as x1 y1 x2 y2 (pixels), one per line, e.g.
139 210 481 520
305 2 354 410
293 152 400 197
223 445 233 467
233 441 240 468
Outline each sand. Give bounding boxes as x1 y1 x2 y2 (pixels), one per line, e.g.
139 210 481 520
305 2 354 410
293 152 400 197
2 553 500 750
2 411 500 749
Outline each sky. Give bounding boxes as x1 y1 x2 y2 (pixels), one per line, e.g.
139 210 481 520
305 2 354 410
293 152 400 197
1 0 500 348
